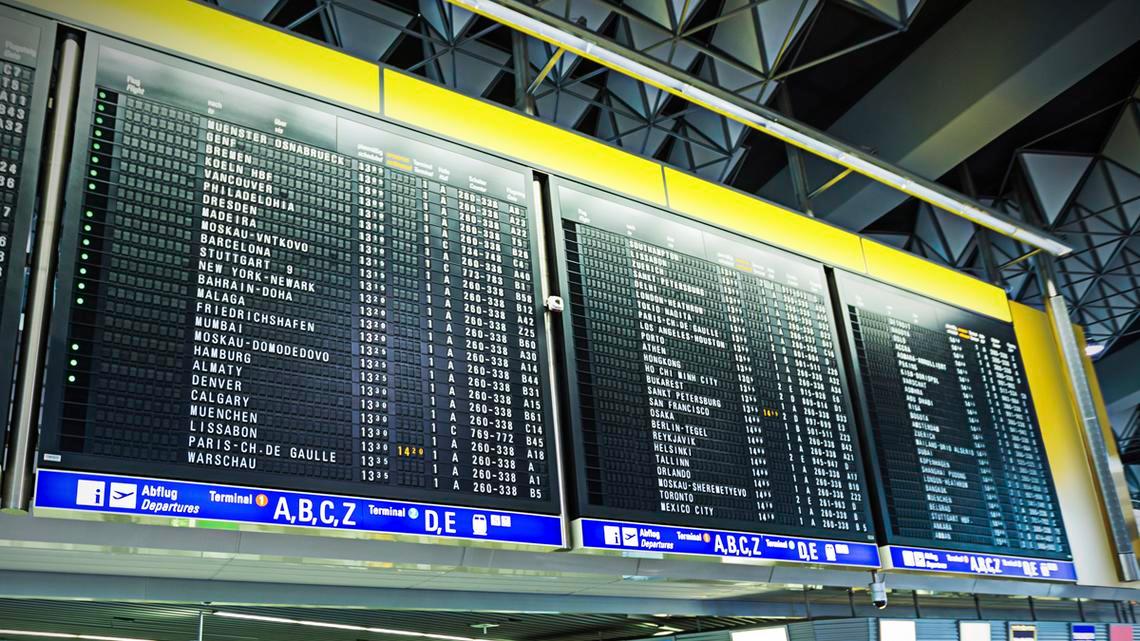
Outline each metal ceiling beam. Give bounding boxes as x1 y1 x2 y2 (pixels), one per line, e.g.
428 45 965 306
773 0 1140 233
443 0 1074 256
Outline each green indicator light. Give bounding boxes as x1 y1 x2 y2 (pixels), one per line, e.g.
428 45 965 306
93 143 101 150
77 283 85 290
92 157 99 164
69 359 77 367
79 268 87 275
89 170 97 177
83 224 91 231
85 211 93 218
97 104 105 112
96 117 103 124
71 343 79 351
76 297 84 305
68 375 76 383
81 253 89 260
94 130 102 137
82 239 90 246
88 183 96 190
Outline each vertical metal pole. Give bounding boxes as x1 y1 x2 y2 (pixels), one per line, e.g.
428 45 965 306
1077 597 1086 622
1028 596 1037 621
1015 169 1140 581
2 33 82 511
776 89 814 218
511 30 535 115
198 611 205 641
957 162 1002 287
1035 253 1139 580
973 594 983 620
533 178 570 549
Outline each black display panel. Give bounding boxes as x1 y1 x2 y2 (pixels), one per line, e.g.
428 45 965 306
38 40 560 514
552 179 876 541
833 270 1071 560
0 6 51 467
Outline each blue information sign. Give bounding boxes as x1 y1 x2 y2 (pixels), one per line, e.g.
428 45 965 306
1072 624 1096 640
34 469 565 547
578 518 880 568
886 545 1077 581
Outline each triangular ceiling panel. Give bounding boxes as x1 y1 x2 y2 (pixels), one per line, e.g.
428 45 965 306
756 0 818 72
851 0 902 22
1059 271 1096 303
218 0 278 21
1021 152 1093 225
331 1 412 61
1093 238 1127 270
606 74 660 119
913 206 948 263
670 0 704 29
626 18 667 53
694 159 729 182
1106 161 1140 204
663 40 703 71
623 0 673 29
419 0 476 41
904 0 922 19
1104 105 1140 175
711 0 765 74
527 40 580 84
935 208 976 262
866 232 909 248
711 58 767 97
536 88 597 130
1075 162 1115 215
438 44 509 97
1123 199 1140 230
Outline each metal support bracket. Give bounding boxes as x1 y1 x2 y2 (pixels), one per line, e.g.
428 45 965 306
527 46 565 99
2 33 83 511
1038 253 1140 582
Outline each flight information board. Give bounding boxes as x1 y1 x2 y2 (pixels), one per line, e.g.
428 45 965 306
553 180 875 545
834 271 1070 560
0 7 51 468
37 42 561 532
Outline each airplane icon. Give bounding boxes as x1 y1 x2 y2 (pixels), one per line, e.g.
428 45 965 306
109 482 138 509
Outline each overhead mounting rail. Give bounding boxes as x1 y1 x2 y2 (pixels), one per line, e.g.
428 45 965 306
445 0 1075 258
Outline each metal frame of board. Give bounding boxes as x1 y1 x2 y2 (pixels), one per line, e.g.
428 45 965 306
0 4 55 497
829 267 1074 572
31 30 567 549
546 174 880 568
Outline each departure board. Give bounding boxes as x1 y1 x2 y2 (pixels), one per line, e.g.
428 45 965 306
38 42 560 516
834 271 1070 560
0 8 50 467
554 181 875 541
